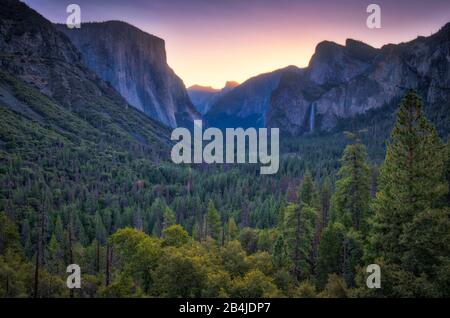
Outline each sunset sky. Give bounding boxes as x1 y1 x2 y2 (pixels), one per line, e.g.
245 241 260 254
24 0 450 88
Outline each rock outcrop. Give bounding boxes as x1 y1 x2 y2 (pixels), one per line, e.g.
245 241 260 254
267 27 450 135
56 21 199 128
0 0 170 153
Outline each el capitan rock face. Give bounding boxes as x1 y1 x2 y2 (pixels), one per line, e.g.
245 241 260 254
267 27 450 135
56 21 199 128
0 0 170 152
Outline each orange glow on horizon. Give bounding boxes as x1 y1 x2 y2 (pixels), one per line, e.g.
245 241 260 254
22 0 450 89
161 19 449 89
163 26 321 89
167 41 315 89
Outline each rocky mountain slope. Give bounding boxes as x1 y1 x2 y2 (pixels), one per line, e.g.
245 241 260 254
268 28 450 136
56 21 199 128
205 66 299 128
0 0 170 157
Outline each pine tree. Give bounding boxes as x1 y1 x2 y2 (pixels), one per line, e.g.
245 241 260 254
320 177 332 227
445 142 450 206
283 203 316 280
299 170 316 206
46 234 61 274
316 224 364 288
150 199 166 237
192 221 201 241
162 207 175 231
205 200 221 240
369 91 448 283
54 216 64 243
272 234 288 269
316 222 346 288
95 211 107 244
298 171 320 275
331 136 371 233
227 217 238 242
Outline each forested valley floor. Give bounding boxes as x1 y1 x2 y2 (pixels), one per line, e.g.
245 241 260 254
1 72 449 297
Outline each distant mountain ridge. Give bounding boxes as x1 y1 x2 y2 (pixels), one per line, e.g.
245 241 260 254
7 0 448 137
205 66 299 128
189 85 221 93
202 26 449 136
56 21 199 128
188 81 239 115
268 27 450 135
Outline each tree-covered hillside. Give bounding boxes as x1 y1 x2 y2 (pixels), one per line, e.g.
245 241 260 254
1 73 449 296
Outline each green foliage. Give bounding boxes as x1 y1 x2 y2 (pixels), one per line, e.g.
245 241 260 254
99 276 143 298
294 281 317 298
110 228 162 293
1 74 449 298
367 91 449 296
283 203 316 280
202 270 231 297
226 217 238 242
353 259 439 298
299 170 316 206
229 270 280 298
162 224 190 247
205 200 221 240
272 234 289 270
0 212 22 254
316 222 346 287
331 141 371 233
220 241 250 278
319 274 348 298
248 251 274 276
162 207 176 232
239 227 259 255
0 250 32 297
153 247 207 297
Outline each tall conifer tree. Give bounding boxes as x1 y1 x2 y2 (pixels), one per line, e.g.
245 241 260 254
331 135 371 233
369 90 448 281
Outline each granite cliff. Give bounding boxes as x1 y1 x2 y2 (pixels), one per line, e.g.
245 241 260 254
56 21 199 128
267 27 450 135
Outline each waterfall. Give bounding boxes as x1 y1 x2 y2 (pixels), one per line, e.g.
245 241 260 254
309 103 315 132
